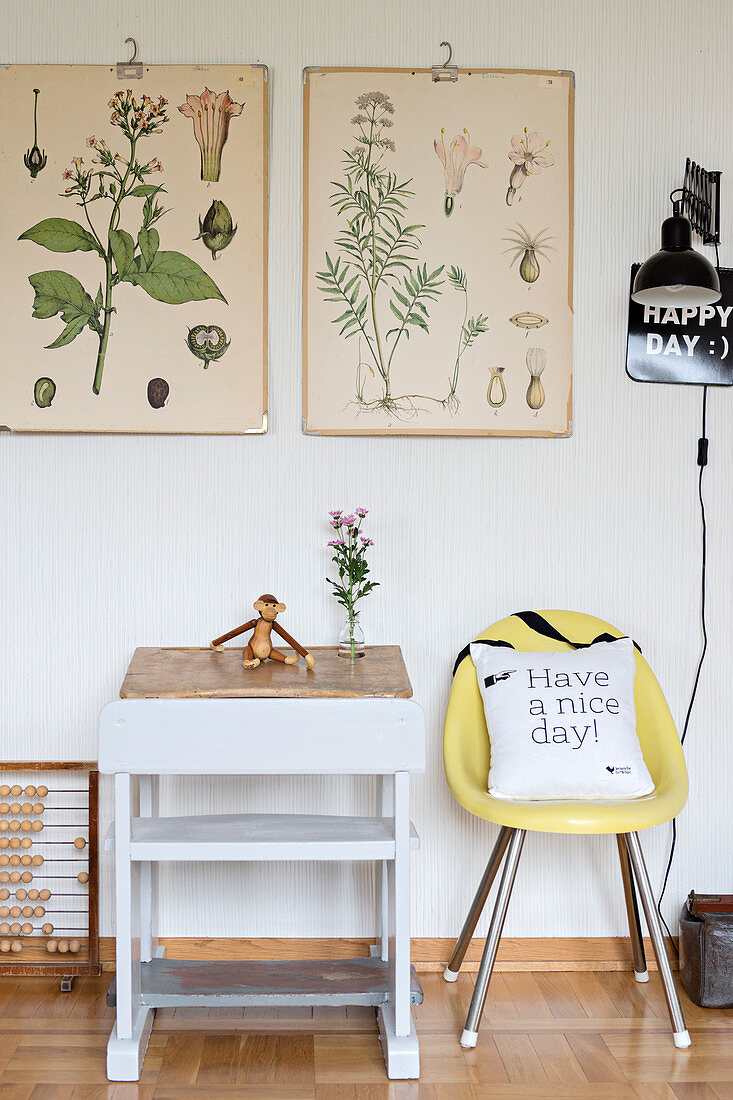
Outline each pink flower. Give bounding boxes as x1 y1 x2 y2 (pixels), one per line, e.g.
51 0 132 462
327 539 345 547
355 507 368 517
86 135 97 148
434 129 487 217
360 536 374 546
506 128 554 206
72 156 84 169
329 519 340 528
62 169 72 180
329 510 342 518
342 514 356 526
178 88 244 183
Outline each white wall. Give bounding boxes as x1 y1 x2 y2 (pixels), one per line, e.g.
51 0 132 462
2 0 732 940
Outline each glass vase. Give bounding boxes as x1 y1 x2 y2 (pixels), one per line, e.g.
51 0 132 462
338 612 365 660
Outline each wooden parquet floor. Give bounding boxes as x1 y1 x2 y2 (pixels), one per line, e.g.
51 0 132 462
0 969 732 1098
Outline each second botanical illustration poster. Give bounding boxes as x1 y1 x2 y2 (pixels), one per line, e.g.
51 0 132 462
303 68 573 435
0 64 267 433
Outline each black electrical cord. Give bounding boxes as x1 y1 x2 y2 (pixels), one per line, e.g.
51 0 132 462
656 382 708 949
655 242 720 946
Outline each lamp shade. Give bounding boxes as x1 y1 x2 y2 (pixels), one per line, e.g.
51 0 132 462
631 214 721 307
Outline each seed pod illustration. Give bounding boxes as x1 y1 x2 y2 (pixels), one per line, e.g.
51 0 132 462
503 224 556 285
147 378 170 409
526 347 546 409
34 377 55 408
196 200 237 260
487 367 507 408
186 324 230 367
509 311 549 332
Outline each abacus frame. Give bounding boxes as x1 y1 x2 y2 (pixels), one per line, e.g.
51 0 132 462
0 761 100 978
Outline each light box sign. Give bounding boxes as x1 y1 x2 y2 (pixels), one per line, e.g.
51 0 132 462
626 264 733 386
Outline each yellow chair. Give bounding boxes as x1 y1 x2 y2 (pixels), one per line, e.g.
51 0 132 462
443 609 691 1049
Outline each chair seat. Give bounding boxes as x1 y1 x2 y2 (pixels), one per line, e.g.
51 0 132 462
444 610 688 835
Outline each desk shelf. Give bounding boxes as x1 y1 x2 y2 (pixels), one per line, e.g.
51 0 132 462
107 956 424 1009
105 812 420 861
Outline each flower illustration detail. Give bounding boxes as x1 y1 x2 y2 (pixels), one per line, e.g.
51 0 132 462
178 89 244 182
434 129 487 216
506 128 554 206
24 89 47 180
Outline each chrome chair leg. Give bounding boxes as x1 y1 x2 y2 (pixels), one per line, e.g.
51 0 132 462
616 833 648 982
624 831 691 1049
460 828 525 1048
444 825 513 982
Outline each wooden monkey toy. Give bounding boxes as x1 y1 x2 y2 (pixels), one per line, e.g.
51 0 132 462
210 595 316 671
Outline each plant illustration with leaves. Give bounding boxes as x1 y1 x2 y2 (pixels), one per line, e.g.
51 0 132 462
19 90 226 395
316 91 488 417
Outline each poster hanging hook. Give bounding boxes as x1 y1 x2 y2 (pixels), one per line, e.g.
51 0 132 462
116 37 144 80
432 41 458 82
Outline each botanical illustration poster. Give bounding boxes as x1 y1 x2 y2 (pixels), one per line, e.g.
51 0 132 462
303 68 574 436
0 65 267 433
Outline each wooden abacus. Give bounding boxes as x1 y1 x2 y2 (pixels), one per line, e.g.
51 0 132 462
0 762 99 986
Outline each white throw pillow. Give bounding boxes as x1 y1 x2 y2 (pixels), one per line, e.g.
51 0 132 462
470 637 655 801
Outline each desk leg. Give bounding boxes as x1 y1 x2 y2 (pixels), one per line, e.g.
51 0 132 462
139 775 160 964
107 772 155 1083
378 770 419 1079
374 774 392 963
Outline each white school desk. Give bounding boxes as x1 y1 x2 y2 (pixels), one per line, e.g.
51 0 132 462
99 646 426 1082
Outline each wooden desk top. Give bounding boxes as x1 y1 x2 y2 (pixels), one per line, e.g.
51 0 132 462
120 646 413 700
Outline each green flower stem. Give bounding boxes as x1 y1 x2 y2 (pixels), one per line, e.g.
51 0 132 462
364 112 389 393
449 287 469 397
92 137 136 394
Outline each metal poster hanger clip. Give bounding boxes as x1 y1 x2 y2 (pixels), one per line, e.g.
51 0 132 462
117 38 143 80
432 41 458 83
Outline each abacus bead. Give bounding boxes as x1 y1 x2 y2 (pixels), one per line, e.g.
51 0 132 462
0 839 8 849
20 838 32 849
39 889 50 901
0 908 8 918
69 940 80 953
9 839 20 849
32 855 43 866
0 804 9 814
46 940 57 953
0 856 7 865
21 922 32 935
20 822 32 833
0 940 9 953
20 803 32 815
0 924 9 935
8 822 20 833
0 823 8 833
9 873 20 884
34 906 44 918
24 786 36 797
9 856 20 866
10 907 20 918
27 890 38 901
31 822 43 833
10 941 22 953
41 923 53 935
10 923 21 935
15 889 26 900
32 804 43 815
21 907 32 918
0 786 9 797
77 872 89 884
36 786 48 798
10 804 21 815
73 837 86 849
0 890 7 900
10 786 22 797
0 873 7 883
20 856 31 866
20 873 32 884
57 940 69 953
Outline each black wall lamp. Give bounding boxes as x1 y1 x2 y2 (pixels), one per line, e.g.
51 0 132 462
632 160 721 308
